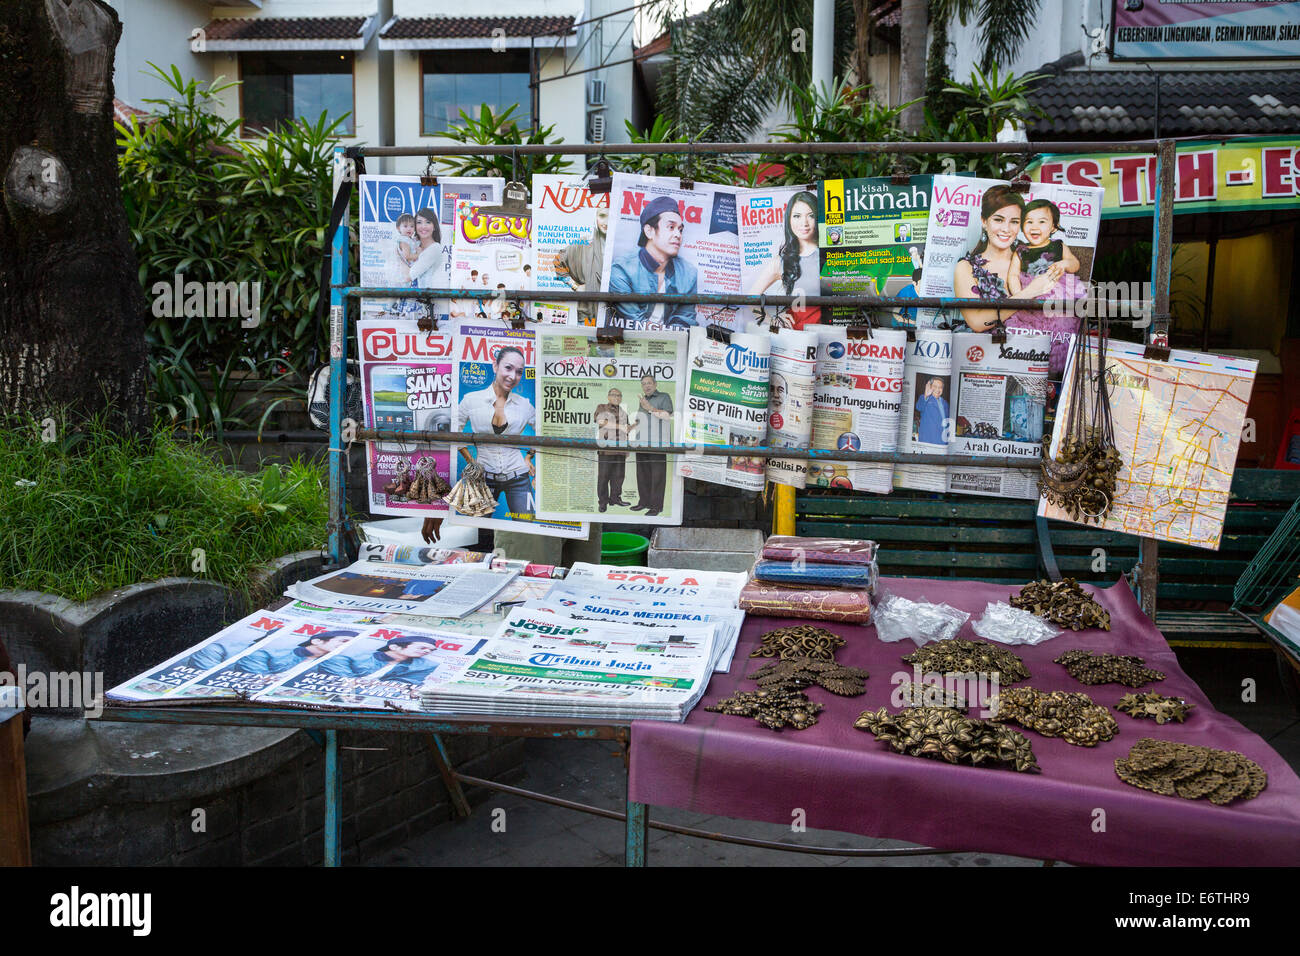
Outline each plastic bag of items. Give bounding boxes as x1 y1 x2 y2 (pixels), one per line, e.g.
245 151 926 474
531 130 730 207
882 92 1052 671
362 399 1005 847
970 601 1061 646
872 593 970 646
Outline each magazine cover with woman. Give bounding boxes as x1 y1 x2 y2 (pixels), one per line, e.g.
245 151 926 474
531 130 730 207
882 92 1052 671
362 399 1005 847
917 175 1103 376
738 186 822 330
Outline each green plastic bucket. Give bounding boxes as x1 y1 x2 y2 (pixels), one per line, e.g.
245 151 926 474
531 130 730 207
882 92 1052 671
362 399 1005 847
600 531 650 567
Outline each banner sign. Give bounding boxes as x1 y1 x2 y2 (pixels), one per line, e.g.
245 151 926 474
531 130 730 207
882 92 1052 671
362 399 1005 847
1112 1 1300 60
1029 137 1300 217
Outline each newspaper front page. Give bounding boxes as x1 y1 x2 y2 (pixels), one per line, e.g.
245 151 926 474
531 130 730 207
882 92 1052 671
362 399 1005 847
531 174 608 325
946 331 1051 499
255 624 488 711
562 563 746 607
894 328 955 492
677 327 771 491
809 327 908 493
820 175 931 327
357 319 454 516
288 560 519 617
600 173 743 331
764 326 820 488
421 607 715 720
532 326 688 524
738 185 822 329
447 324 587 538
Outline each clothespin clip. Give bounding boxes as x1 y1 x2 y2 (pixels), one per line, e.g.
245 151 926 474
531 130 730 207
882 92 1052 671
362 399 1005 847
891 160 911 186
509 311 528 330
596 324 624 344
680 142 695 191
417 304 438 333
588 157 613 195
420 157 438 188
991 314 1008 344
1143 319 1172 362
706 323 732 344
1007 155 1035 193
845 308 875 339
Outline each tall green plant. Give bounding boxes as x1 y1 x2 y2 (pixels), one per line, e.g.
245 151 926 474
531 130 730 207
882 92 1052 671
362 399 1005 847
118 64 346 396
773 81 909 183
436 104 572 181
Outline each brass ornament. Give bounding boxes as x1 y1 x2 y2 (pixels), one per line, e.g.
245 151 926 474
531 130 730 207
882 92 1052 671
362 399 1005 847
746 657 869 697
893 679 969 712
854 706 1041 773
1010 578 1112 631
901 638 1031 684
1055 649 1165 687
750 624 847 661
705 686 824 731
1113 738 1266 805
987 686 1119 747
1115 692 1194 724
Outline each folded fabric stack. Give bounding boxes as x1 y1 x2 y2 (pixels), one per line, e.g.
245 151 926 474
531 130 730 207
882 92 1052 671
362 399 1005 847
739 536 879 624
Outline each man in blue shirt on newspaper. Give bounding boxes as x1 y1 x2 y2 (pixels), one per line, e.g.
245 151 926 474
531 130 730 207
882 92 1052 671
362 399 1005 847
607 195 698 328
239 630 359 676
318 636 444 685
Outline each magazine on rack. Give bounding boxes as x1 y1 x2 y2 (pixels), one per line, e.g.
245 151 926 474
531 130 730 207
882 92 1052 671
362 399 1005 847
808 327 907 493
676 326 771 491
357 319 454 516
531 173 609 325
358 175 502 324
738 185 822 329
819 175 931 327
532 326 688 524
447 323 587 538
418 607 716 720
287 559 518 617
917 175 1103 377
448 197 532 325
600 172 743 331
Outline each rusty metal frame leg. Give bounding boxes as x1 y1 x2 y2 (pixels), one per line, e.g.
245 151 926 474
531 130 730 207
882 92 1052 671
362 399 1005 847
429 733 473 819
324 729 341 867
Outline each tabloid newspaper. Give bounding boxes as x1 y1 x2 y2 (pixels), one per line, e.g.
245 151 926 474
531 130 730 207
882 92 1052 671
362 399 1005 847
419 607 716 720
358 175 501 324
562 563 747 607
357 319 453 516
532 326 688 524
819 175 931 327
894 328 955 492
677 326 771 491
107 610 300 702
600 172 743 331
917 175 1103 373
764 326 821 488
531 174 608 325
809 327 907 493
738 185 822 329
449 198 532 325
946 331 1051 499
447 324 588 538
287 560 519 617
531 582 745 673
254 624 489 711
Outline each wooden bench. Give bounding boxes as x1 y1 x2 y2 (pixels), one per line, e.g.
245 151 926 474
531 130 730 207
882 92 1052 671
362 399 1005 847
795 468 1300 648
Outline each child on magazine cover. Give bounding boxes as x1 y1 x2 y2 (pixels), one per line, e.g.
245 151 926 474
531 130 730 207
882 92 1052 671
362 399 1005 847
1005 198 1084 375
388 213 419 284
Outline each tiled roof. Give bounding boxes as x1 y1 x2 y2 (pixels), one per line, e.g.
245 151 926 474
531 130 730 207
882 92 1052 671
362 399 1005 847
113 97 149 126
1029 69 1300 138
380 16 576 40
201 17 369 42
870 0 900 29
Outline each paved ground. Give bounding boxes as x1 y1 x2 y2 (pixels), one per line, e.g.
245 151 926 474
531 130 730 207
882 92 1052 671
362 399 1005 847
373 646 1300 867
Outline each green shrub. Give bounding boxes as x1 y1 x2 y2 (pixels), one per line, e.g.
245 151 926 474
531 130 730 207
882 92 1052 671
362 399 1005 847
0 412 327 603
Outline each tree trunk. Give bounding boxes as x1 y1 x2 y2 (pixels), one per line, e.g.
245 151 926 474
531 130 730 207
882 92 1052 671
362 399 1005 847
0 0 149 433
851 0 871 88
898 0 928 134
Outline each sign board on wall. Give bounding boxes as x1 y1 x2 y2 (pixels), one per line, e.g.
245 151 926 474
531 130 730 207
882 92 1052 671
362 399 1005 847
1028 137 1300 217
1112 0 1300 60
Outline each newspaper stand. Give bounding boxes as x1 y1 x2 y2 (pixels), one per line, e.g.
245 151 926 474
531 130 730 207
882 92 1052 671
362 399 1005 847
104 137 1179 866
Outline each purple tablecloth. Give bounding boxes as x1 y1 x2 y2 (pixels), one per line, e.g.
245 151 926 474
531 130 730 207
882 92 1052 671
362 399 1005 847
629 577 1300 866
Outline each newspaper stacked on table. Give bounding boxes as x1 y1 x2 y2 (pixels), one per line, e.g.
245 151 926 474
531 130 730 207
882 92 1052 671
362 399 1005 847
418 607 717 721
287 558 518 618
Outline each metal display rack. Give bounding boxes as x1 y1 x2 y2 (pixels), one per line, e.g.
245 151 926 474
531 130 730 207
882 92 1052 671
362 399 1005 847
105 136 1179 868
